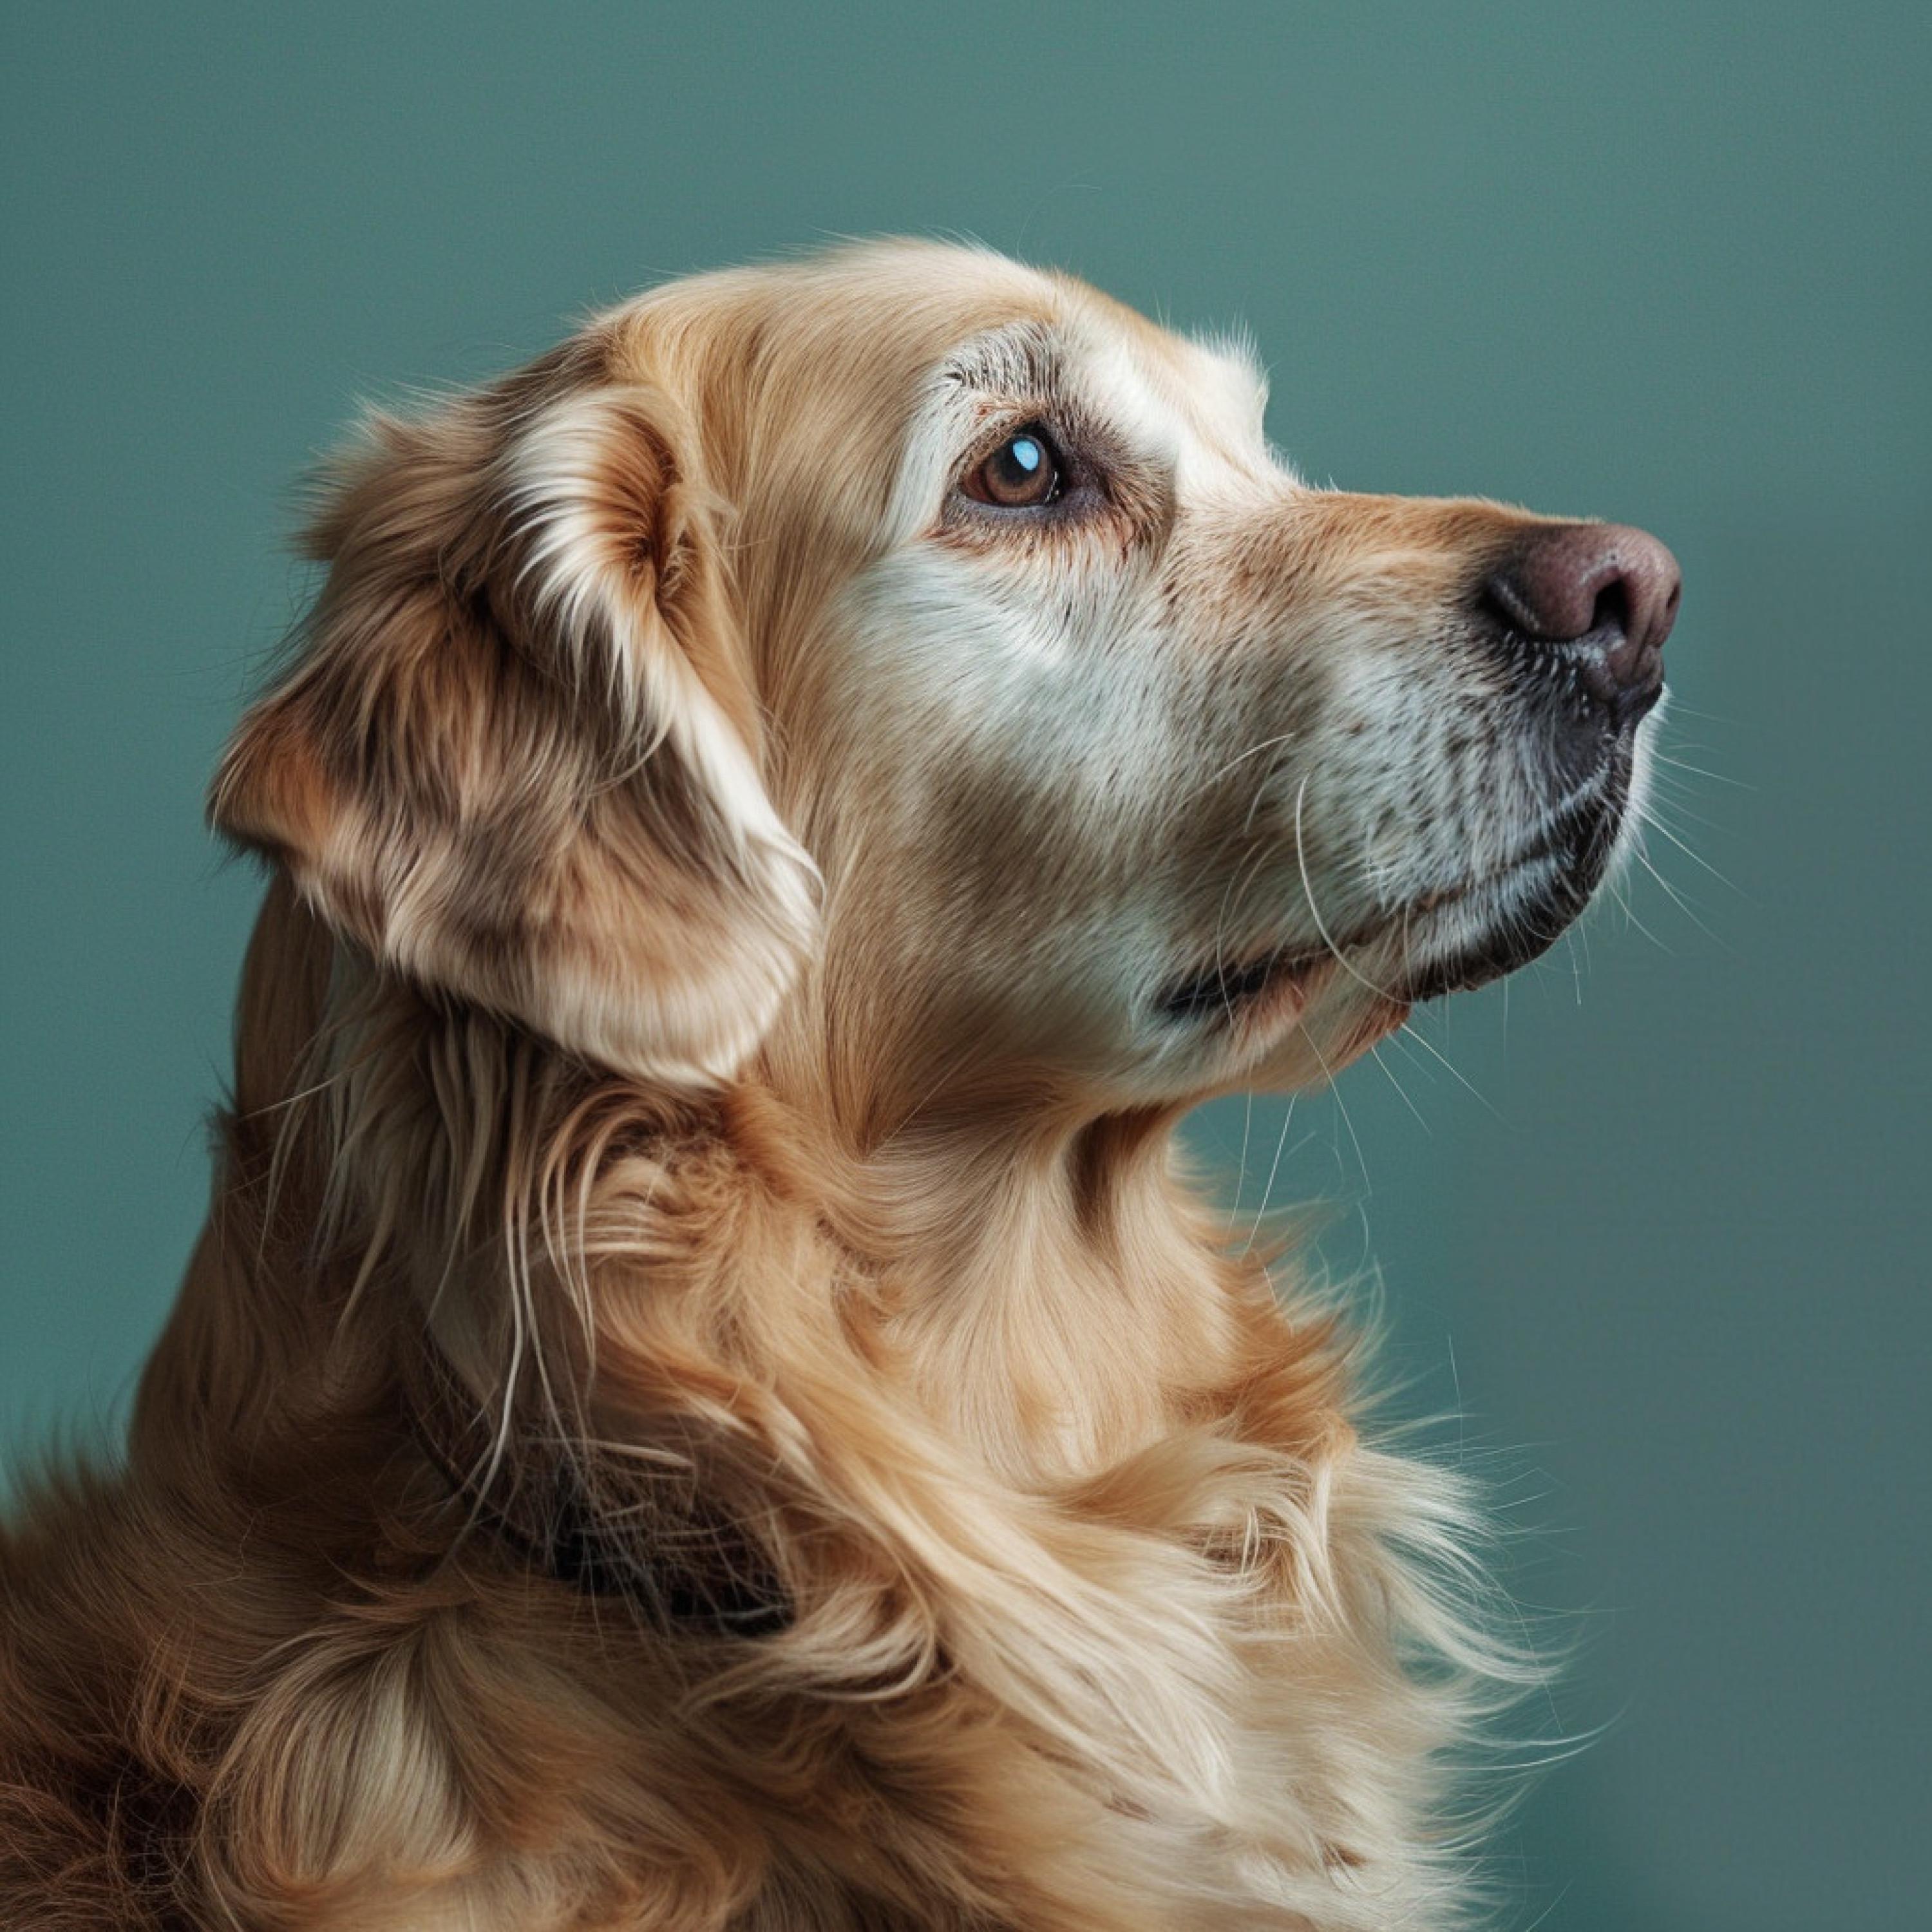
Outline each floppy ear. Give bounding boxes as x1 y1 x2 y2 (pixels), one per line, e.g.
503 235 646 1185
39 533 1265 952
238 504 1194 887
212 350 817 1086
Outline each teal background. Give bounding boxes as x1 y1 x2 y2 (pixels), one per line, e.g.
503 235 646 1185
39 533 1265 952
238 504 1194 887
3 5 1926 1925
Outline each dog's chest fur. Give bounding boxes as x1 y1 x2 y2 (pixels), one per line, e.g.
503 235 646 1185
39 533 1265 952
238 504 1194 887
326 1110 1490 1929
1 1061 1495 1932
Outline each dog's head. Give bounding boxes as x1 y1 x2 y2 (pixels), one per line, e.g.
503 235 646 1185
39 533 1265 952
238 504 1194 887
214 241 1676 1123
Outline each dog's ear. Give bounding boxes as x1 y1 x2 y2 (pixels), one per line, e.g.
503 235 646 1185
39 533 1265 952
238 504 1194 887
212 349 817 1085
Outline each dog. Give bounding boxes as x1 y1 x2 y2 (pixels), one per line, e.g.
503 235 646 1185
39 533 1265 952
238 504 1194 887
0 240 1678 1930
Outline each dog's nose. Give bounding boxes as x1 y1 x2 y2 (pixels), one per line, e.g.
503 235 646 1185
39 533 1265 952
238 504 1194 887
1484 523 1681 724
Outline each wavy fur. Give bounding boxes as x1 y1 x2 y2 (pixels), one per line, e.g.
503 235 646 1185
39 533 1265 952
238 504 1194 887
0 240 1660 1929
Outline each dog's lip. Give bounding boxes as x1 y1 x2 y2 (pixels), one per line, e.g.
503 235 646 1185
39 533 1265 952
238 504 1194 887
1399 835 1566 927
1155 854 1546 1025
1162 774 1629 1023
1394 864 1571 1001
1153 945 1332 1024
1395 802 1624 1000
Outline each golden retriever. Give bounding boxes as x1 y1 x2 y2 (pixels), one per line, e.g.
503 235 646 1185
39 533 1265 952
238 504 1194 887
0 240 1678 1930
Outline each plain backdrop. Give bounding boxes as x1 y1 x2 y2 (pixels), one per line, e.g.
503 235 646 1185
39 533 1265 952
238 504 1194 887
4 6 1927 1927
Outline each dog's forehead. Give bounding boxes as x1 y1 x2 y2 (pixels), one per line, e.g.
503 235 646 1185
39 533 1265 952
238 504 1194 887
634 240 1265 456
928 279 1269 464
602 242 1272 560
1054 285 1269 455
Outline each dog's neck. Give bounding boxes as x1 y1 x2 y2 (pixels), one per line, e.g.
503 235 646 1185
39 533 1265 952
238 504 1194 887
142 883 1320 1528
826 1106 1255 1479
743 972 1271 1479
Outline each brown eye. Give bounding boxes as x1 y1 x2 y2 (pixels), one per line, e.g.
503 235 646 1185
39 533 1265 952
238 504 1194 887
963 426 1061 508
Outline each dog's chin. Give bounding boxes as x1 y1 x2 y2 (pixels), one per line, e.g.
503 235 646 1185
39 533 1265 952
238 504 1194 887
1395 787 1630 1002
1396 880 1587 1001
1153 832 1615 1037
1155 745 1639 1074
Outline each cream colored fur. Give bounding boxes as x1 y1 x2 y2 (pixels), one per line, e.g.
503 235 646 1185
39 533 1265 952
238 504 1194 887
0 241 1662 1930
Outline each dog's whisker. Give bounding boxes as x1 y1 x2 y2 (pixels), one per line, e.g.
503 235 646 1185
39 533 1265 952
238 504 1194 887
1240 1094 1300 1257
1368 1043 1431 1133
1607 871 1670 954
1650 751 1752 790
1629 842 1731 951
1198 726 1300 798
1293 777 1406 1007
1631 798 1741 894
1388 1023 1502 1121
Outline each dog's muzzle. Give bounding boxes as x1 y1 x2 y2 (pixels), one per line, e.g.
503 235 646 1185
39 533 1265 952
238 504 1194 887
1399 521 1681 999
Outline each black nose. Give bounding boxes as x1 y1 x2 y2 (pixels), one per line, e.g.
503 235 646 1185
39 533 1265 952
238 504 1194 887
1484 523 1681 726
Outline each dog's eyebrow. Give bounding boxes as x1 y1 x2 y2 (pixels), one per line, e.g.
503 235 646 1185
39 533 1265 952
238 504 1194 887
938 323 1066 403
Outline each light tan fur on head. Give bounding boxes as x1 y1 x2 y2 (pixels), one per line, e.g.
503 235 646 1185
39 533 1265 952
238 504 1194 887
1 240 1674 1929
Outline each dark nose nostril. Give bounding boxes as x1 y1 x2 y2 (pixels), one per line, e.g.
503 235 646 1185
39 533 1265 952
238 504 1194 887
1484 522 1681 723
1588 578 1631 645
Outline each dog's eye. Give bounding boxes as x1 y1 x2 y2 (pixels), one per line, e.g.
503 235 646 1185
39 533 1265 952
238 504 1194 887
963 426 1062 509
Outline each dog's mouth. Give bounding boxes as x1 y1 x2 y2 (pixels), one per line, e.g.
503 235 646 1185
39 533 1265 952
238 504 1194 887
1397 775 1629 1001
1395 858 1596 1001
1154 946 1333 1025
1159 773 1631 1025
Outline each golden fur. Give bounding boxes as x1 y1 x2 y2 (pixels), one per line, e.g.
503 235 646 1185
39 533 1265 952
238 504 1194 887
1 242 1668 1928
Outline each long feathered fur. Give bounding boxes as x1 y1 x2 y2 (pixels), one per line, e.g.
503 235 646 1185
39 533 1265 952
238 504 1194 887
0 242 1607 1931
